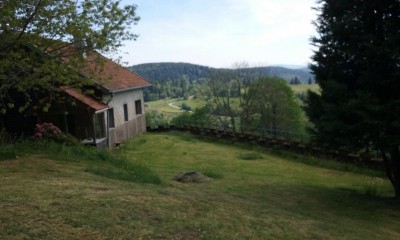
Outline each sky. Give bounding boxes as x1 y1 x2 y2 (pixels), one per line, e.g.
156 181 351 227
119 0 317 68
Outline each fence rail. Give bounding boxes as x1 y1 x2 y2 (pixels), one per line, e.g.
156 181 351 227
172 119 309 143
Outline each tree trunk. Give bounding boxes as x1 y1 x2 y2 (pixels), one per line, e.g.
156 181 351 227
381 146 400 198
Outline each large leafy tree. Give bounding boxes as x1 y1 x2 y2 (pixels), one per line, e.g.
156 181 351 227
205 69 241 132
204 62 259 133
305 0 400 197
0 0 139 113
246 77 305 133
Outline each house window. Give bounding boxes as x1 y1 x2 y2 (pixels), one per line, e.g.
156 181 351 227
135 100 142 115
123 103 128 121
108 108 115 128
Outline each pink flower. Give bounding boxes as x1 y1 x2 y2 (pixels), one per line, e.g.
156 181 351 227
34 132 42 139
33 122 63 139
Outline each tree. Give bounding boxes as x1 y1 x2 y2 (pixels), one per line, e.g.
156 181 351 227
0 0 139 113
305 0 400 197
203 62 260 133
246 77 304 133
204 69 240 132
180 75 189 100
289 76 301 85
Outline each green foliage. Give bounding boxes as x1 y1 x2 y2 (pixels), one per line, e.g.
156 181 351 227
289 76 301 85
129 63 212 101
171 107 211 127
33 123 80 145
145 111 170 129
204 69 249 132
0 128 11 144
0 0 139 113
244 77 306 133
180 102 192 111
131 63 314 101
306 0 400 196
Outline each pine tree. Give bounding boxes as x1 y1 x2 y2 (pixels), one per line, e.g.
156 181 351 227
305 0 400 197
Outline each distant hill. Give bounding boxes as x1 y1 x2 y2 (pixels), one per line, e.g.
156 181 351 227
128 62 315 101
129 62 314 83
128 63 213 84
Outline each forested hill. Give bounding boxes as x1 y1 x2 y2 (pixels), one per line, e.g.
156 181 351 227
128 63 213 84
128 62 314 83
128 62 314 101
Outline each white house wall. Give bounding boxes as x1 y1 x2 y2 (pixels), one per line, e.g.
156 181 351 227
106 89 146 146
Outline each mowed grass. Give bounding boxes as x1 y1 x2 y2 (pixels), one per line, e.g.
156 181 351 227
145 98 183 113
1 132 400 239
291 83 320 94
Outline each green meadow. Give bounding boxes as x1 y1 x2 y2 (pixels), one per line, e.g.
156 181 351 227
0 131 399 239
145 84 320 115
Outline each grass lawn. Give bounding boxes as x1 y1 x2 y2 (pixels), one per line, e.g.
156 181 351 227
145 98 183 119
145 98 206 113
174 98 206 110
1 132 399 239
291 83 320 94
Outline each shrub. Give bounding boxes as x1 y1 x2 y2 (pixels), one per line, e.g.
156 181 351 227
145 111 170 129
34 123 62 139
180 103 192 111
171 106 212 127
0 128 11 144
33 123 79 145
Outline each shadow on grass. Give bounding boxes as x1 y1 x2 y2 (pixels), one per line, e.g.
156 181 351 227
272 150 385 178
245 182 399 222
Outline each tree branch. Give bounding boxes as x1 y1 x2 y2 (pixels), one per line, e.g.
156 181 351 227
17 0 43 40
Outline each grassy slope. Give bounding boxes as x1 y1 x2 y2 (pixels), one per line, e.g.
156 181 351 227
291 83 320 93
1 132 399 239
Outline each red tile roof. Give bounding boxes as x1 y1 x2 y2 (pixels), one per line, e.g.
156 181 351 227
81 52 151 92
61 87 108 112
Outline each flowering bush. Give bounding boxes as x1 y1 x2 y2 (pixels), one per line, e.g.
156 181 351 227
33 123 79 145
34 123 63 140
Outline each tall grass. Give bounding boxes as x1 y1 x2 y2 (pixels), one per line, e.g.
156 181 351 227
0 139 161 184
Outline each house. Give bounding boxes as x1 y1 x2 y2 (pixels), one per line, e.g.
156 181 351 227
1 49 151 148
53 52 151 148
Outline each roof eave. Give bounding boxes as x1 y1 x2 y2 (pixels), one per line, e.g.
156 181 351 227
107 84 152 94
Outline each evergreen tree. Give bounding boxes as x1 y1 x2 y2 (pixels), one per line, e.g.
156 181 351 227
305 0 400 197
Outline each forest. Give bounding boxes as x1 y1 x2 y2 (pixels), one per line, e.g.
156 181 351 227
128 63 314 101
